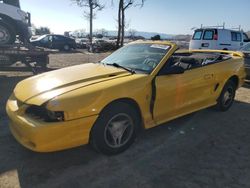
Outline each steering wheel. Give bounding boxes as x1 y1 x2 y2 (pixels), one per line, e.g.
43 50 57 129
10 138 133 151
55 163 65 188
142 58 158 69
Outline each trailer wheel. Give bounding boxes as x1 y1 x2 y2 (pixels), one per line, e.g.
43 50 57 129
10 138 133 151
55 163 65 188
0 21 16 45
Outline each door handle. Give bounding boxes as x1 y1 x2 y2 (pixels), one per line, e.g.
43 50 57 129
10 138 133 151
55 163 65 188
204 74 213 80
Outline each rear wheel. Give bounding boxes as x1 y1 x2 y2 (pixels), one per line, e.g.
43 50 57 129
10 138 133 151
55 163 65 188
0 21 16 45
90 102 139 155
63 44 70 51
216 80 236 111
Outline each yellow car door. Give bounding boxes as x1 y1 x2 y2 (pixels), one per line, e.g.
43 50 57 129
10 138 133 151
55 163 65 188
153 61 216 125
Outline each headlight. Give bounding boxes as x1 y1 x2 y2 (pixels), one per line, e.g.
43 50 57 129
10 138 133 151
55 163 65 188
47 110 64 122
26 105 64 122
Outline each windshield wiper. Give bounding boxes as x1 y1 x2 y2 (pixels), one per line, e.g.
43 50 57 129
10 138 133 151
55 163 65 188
106 63 136 74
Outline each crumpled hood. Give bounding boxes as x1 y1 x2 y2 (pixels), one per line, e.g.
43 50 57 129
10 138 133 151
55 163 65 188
14 63 131 105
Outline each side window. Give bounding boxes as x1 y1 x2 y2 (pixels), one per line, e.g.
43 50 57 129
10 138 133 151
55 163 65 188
192 30 203 40
53 36 67 42
243 33 249 42
203 30 214 40
59 36 66 41
243 33 249 40
237 33 242 41
231 32 242 42
53 36 61 41
48 36 53 41
41 36 49 43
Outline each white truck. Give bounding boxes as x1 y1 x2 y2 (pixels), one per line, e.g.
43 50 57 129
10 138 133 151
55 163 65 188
189 25 250 51
0 0 32 45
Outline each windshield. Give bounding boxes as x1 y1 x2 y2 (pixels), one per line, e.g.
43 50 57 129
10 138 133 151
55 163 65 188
241 43 250 52
101 43 170 74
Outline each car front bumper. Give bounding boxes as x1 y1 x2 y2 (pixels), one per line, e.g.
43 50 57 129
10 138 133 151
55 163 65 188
6 99 98 152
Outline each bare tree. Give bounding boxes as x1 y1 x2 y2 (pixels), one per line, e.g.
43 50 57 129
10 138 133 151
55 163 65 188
98 28 108 37
128 29 137 39
114 0 145 48
71 0 104 52
35 27 51 35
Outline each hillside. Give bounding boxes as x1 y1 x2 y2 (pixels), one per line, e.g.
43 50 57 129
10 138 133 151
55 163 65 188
106 30 174 39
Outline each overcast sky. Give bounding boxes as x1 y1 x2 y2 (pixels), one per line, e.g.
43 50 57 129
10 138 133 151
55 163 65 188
21 0 250 35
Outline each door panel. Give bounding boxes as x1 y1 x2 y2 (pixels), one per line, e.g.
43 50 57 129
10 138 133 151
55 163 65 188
154 66 216 124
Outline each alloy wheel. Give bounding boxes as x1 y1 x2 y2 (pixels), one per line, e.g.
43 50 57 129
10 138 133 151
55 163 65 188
104 113 134 148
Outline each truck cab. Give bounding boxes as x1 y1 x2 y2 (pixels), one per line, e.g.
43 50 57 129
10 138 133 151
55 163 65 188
0 0 32 45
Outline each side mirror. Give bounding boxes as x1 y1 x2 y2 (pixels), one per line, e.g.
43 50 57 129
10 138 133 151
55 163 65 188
159 65 185 75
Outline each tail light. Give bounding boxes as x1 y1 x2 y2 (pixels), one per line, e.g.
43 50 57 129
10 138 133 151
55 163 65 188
213 34 218 40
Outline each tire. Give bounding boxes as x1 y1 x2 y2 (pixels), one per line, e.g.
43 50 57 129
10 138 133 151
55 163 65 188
216 80 236 111
0 21 16 45
63 44 70 51
90 102 139 155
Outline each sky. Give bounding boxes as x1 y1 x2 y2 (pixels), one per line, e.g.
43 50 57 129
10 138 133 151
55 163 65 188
21 0 250 35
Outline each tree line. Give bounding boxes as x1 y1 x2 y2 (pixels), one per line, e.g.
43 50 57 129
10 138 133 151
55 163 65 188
71 0 145 52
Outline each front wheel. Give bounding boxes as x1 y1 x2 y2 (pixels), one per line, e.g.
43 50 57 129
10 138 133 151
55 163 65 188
0 21 16 45
90 102 139 155
216 80 236 111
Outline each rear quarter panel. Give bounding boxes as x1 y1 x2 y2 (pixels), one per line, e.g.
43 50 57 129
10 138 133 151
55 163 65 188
210 57 246 99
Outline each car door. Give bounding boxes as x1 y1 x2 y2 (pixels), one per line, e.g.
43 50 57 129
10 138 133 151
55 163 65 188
51 35 61 49
153 59 217 125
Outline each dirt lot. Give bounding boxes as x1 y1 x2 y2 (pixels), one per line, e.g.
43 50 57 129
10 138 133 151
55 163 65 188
0 51 250 188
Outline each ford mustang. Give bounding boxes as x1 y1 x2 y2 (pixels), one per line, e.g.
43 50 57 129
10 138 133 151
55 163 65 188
6 41 246 155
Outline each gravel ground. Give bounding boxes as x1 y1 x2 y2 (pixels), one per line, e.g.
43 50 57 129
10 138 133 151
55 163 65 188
0 51 250 188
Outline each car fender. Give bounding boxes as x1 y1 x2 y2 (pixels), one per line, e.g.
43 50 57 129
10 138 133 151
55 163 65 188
46 75 153 127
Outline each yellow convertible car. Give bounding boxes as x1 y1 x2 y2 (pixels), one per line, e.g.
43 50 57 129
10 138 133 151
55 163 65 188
6 41 246 155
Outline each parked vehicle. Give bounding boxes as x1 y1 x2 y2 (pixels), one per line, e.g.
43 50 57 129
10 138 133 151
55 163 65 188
89 40 116 52
30 34 76 51
0 0 32 45
240 43 250 79
189 26 250 51
75 37 88 49
6 41 246 155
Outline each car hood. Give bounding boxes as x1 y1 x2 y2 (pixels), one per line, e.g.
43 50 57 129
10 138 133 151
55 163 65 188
14 63 132 105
